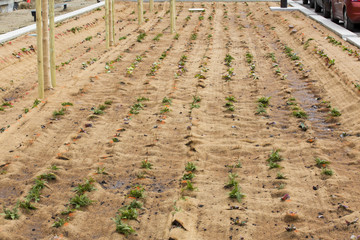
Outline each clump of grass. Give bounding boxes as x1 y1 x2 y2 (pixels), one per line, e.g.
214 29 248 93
53 108 66 117
26 179 46 202
191 33 197 40
330 108 341 117
185 162 196 172
2 206 20 220
129 185 145 199
93 109 104 115
73 178 96 194
113 215 135 236
229 183 245 202
321 167 333 176
105 100 113 105
141 160 152 169
69 194 93 208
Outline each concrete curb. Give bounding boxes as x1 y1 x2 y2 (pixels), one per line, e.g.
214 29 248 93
0 1 104 44
287 1 360 48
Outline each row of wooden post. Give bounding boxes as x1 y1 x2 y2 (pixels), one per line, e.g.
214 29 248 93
37 0 176 98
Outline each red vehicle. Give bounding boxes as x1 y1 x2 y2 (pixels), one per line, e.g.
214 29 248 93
331 0 360 30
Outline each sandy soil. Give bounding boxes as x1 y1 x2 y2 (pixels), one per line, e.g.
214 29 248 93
0 0 99 34
0 2 360 239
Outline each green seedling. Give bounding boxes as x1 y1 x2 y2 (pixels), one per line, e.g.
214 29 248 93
227 106 235 111
137 97 149 102
2 102 12 107
229 183 245 202
267 149 283 163
258 96 271 107
330 108 341 117
2 206 19 220
70 194 93 208
199 15 204 20
185 16 191 21
137 32 146 42
119 36 127 41
292 110 307 119
321 167 333 176
98 105 106 111
93 109 104 115
182 172 195 180
276 172 286 179
268 161 280 169
73 178 96 194
26 179 46 202
128 200 143 209
245 52 253 64
85 36 92 41
129 185 145 199
184 180 195 191
315 158 330 167
119 207 138 220
104 100 112 105
225 102 234 107
113 215 135 236
160 107 170 113
37 173 56 181
276 183 286 190
185 162 196 172
225 96 236 102
18 200 37 211
52 217 69 228
153 33 163 41
61 102 73 106
174 33 180 40
255 105 266 115
0 107 4 111
61 207 76 215
96 167 109 175
141 160 152 169
49 165 60 171
32 99 41 108
225 173 238 188
191 33 197 40
53 108 66 117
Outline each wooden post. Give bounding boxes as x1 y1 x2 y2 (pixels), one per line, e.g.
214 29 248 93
49 0 56 87
112 0 115 45
149 0 153 12
36 0 44 98
170 0 176 33
138 0 143 25
105 0 110 48
42 0 51 89
109 0 113 46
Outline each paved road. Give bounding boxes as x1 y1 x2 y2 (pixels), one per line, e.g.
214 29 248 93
293 0 360 36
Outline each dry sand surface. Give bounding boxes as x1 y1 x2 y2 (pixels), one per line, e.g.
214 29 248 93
1 2 360 239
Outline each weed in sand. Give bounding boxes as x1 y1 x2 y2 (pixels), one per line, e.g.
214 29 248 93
113 215 135 235
70 194 93 208
229 183 245 202
129 185 145 199
73 178 96 194
2 206 19 220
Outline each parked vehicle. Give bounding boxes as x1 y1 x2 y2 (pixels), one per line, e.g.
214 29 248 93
303 0 315 8
314 0 331 17
331 0 360 30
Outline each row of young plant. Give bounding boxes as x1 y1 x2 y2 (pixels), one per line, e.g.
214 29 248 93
2 167 58 220
126 55 145 77
104 55 122 73
267 52 287 80
325 36 359 59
